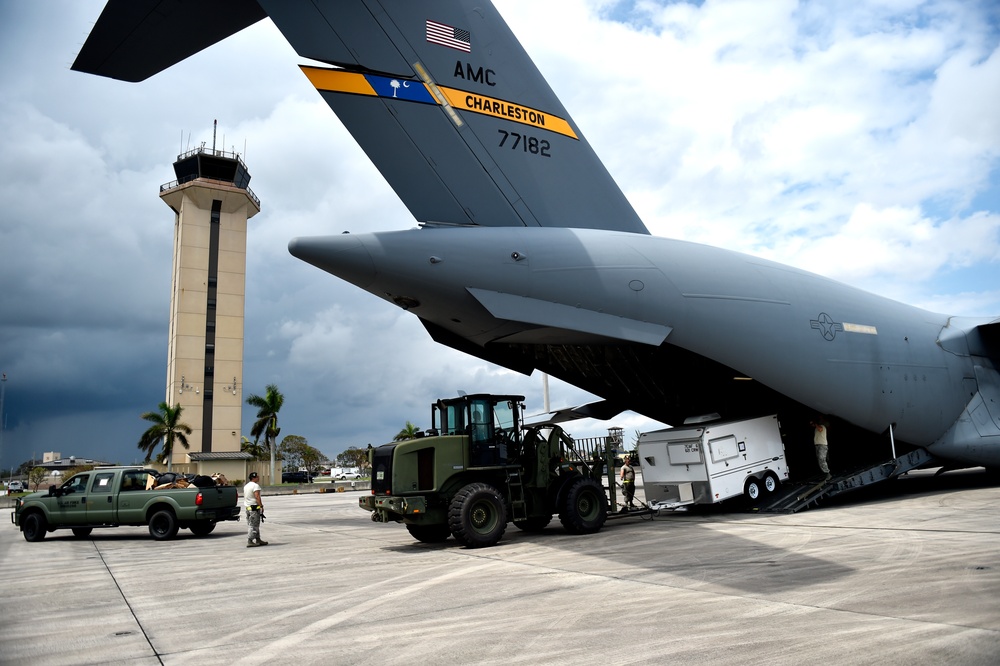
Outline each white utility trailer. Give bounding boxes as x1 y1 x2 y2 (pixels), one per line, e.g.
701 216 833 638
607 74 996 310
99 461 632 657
637 415 788 509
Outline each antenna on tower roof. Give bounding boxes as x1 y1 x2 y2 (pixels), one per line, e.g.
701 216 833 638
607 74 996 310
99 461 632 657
212 119 217 152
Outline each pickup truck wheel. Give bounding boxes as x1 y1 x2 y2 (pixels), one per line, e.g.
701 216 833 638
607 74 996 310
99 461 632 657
448 483 507 548
559 477 608 534
406 523 451 543
149 509 179 540
71 527 93 538
189 522 216 537
22 512 47 542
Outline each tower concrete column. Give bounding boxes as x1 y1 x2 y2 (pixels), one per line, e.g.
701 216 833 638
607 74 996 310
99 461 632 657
159 147 260 469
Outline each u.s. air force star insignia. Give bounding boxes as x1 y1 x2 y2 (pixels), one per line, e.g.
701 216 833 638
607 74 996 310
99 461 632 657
810 312 843 341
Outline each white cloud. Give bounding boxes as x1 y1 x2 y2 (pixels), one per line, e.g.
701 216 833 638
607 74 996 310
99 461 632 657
493 0 1000 312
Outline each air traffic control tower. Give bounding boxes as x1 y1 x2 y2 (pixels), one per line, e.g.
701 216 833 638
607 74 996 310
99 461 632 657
159 145 260 473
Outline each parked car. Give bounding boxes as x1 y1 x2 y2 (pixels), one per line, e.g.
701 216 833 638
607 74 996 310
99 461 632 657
336 471 362 480
6 480 27 494
281 471 313 484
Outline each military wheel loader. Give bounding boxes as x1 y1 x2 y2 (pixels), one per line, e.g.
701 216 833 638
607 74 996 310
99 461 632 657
359 394 612 548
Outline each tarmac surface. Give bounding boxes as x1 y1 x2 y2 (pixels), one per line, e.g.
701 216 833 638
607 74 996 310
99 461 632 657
2 469 999 665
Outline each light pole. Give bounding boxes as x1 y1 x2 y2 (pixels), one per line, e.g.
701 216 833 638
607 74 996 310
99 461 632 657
0 373 6 479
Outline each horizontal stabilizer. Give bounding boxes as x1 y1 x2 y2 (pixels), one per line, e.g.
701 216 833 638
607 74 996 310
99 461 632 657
71 0 266 82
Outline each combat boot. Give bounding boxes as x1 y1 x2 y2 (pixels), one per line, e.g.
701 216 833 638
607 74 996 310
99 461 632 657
255 538 269 546
247 540 260 548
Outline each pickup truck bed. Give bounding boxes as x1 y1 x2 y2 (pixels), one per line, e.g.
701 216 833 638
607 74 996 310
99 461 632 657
12 467 240 541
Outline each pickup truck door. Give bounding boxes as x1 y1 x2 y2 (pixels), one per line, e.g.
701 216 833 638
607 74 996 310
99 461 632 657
115 469 155 522
48 473 92 525
86 471 118 525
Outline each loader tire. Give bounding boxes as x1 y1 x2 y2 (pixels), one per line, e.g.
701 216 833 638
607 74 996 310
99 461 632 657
448 482 507 548
406 523 451 543
559 477 608 535
513 516 551 532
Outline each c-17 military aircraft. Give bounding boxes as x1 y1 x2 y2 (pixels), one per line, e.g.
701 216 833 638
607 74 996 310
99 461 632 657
73 1 999 478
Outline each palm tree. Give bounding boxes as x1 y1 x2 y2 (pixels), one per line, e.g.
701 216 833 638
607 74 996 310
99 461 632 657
240 436 268 461
138 402 192 471
246 383 284 482
393 421 421 441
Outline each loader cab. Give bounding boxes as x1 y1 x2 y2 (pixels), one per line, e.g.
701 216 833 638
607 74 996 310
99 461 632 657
432 394 525 467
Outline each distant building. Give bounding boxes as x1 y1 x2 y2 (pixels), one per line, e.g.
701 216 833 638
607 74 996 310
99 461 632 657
38 455 115 472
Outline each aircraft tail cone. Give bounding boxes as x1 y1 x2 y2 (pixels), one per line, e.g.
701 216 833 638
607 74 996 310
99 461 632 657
288 234 377 289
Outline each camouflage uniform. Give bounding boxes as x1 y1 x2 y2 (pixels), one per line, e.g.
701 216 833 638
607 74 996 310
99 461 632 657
243 473 268 547
814 423 830 477
621 456 636 508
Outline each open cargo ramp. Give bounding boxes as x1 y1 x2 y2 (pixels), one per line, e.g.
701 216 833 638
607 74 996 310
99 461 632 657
757 448 936 513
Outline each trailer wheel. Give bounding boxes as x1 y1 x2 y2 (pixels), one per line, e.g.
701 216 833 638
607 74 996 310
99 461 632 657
189 522 216 537
71 527 93 538
744 478 762 502
149 509 179 540
407 523 451 543
559 478 608 534
763 473 779 493
448 483 507 548
22 512 47 542
513 516 551 532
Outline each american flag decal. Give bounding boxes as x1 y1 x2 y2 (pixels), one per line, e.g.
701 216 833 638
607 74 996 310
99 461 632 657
426 20 471 52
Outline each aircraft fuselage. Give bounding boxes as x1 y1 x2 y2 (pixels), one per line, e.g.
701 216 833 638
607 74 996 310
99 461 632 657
290 226 1000 467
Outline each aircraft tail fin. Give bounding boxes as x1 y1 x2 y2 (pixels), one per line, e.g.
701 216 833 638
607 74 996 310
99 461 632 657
273 0 647 232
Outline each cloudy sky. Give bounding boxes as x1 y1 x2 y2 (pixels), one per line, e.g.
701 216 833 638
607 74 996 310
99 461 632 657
1 0 998 471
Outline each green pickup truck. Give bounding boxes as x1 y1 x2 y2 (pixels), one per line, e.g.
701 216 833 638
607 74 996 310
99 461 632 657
12 467 240 542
